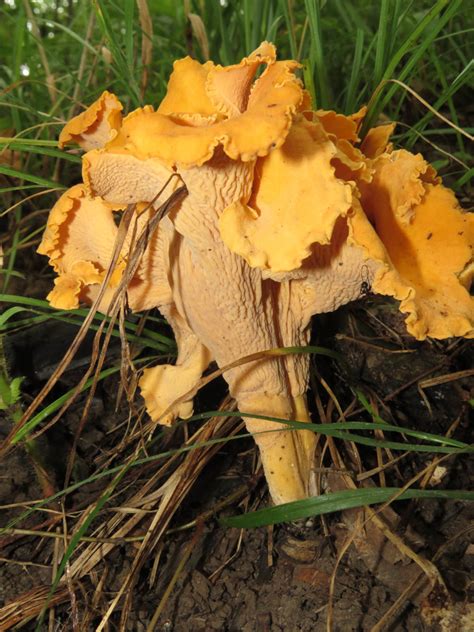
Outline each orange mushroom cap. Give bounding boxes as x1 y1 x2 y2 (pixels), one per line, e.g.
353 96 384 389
37 184 125 310
58 91 123 151
220 116 353 271
82 42 303 195
40 43 474 507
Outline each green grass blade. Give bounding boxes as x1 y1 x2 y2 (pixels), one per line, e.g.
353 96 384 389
222 487 474 528
0 295 175 347
0 141 81 163
243 0 252 53
362 0 460 134
0 166 62 189
124 0 135 71
11 6 26 131
344 27 364 113
279 0 297 58
374 0 391 87
216 1 231 65
93 0 141 104
12 365 121 443
304 0 329 108
189 412 471 453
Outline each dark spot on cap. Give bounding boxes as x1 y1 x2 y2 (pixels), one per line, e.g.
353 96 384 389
267 103 277 108
427 232 433 240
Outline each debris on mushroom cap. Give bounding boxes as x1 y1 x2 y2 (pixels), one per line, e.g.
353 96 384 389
58 91 123 151
358 175 474 340
86 43 303 170
38 42 474 506
360 148 440 224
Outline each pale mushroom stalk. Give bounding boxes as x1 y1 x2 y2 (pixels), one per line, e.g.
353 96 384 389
39 42 473 508
141 152 317 505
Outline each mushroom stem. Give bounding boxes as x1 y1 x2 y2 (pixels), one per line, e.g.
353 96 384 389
238 393 316 505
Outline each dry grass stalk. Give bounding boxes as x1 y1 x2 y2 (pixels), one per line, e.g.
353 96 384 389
137 0 153 97
22 0 57 104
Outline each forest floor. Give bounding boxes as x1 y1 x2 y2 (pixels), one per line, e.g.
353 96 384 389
0 294 472 631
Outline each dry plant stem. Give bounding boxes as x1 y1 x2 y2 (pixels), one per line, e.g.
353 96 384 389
384 79 474 141
371 524 474 632
0 182 186 458
94 412 240 631
0 404 238 630
118 417 237 629
22 0 57 104
395 121 470 170
136 0 153 97
146 522 205 632
68 11 96 118
62 183 187 484
327 451 456 632
61 504 80 632
0 556 49 568
49 527 61 632
0 586 70 630
208 527 245 583
419 368 474 389
0 188 63 218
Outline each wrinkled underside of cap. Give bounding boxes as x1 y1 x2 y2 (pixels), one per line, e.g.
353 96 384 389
37 184 124 310
82 147 176 205
59 91 123 151
37 185 176 314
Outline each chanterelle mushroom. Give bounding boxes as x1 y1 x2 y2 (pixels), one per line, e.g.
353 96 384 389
39 43 474 505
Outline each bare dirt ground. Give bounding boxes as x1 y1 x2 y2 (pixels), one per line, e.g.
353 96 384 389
0 297 472 631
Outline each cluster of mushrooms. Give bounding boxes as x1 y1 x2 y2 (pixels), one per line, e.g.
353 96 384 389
38 43 473 505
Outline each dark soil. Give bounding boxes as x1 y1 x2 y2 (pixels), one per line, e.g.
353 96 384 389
0 298 472 631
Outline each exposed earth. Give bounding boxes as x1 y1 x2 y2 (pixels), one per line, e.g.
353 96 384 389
0 296 472 631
